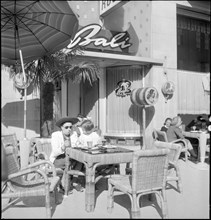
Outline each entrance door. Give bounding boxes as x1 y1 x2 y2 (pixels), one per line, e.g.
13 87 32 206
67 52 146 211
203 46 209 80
81 79 99 126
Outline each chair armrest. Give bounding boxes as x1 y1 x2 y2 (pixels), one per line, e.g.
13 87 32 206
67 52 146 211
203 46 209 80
22 160 57 177
171 139 187 147
8 167 49 184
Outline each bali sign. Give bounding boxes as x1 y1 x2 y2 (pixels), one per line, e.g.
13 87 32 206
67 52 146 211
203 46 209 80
67 24 132 51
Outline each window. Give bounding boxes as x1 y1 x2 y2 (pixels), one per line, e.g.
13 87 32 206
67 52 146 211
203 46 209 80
177 15 210 72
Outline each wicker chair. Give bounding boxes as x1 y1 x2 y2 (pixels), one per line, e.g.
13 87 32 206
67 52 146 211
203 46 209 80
107 149 170 219
152 129 189 162
1 133 20 165
1 146 60 218
153 140 183 193
33 138 85 194
31 138 64 179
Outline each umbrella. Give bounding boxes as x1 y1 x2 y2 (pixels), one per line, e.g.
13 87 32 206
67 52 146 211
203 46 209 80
1 0 78 139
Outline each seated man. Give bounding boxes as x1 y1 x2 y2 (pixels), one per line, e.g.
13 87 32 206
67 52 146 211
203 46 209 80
49 116 84 193
186 115 206 131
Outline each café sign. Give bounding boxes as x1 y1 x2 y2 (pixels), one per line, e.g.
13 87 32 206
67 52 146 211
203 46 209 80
67 24 132 50
100 0 128 16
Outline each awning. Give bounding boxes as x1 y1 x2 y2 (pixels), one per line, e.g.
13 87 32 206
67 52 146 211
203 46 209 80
64 50 164 67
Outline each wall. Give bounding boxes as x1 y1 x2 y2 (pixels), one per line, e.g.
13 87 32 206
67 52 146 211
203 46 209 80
68 1 100 26
65 1 209 149
146 1 178 148
1 66 40 140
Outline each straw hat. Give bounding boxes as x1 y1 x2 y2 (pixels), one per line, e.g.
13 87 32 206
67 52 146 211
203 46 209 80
56 117 79 127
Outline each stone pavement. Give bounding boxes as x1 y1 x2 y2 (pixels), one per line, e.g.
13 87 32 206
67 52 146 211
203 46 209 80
1 156 209 219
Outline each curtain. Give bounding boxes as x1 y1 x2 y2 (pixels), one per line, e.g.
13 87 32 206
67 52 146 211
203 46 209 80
177 70 210 114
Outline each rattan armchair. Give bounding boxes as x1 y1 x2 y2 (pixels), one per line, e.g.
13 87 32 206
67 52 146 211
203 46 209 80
33 138 85 194
152 129 189 162
1 146 60 218
153 140 183 193
32 138 63 176
107 149 170 219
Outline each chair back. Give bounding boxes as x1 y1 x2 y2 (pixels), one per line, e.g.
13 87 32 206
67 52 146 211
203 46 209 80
1 133 19 157
153 140 182 164
4 146 23 185
153 129 168 142
35 138 52 160
131 149 169 192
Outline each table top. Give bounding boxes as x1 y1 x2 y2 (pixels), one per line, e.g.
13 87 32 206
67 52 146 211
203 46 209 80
183 131 209 139
66 146 134 165
103 133 142 138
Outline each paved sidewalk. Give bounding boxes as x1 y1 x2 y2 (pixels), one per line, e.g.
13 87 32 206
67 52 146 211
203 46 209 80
2 158 209 219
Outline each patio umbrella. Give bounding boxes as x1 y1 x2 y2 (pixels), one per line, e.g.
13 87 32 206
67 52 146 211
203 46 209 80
1 0 79 139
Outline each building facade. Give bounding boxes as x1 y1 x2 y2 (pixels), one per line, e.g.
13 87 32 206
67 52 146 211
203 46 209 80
1 1 210 147
61 1 210 147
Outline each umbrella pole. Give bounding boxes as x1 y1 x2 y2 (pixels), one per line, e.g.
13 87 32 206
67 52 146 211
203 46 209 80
18 48 31 169
142 106 146 149
17 26 30 168
19 49 27 139
16 24 27 139
141 66 146 149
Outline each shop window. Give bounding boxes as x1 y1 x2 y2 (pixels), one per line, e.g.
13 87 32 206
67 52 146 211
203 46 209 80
177 15 210 72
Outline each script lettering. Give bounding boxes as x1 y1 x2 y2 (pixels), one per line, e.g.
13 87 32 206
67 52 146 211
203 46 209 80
67 24 132 50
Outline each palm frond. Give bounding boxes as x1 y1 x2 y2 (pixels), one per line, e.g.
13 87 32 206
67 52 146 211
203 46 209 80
8 45 100 90
65 61 101 85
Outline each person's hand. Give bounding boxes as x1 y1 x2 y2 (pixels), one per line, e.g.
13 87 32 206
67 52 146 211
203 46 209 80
61 139 71 151
64 139 71 148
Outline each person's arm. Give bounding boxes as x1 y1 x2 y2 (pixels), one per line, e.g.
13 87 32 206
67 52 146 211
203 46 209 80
92 132 102 145
51 132 65 156
174 127 184 139
70 131 79 148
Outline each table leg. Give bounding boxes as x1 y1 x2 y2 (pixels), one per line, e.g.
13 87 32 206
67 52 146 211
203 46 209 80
64 154 70 196
85 165 96 212
197 132 209 170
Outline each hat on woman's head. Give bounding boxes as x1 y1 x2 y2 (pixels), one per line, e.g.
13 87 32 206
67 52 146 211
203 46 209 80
56 117 79 128
171 116 180 126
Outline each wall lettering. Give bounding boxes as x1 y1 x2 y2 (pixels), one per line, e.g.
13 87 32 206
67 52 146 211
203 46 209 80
67 24 132 50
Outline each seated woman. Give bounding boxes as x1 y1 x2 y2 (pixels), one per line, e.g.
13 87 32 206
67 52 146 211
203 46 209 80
74 114 102 137
49 116 84 193
77 120 112 176
161 117 172 133
77 119 102 148
167 116 198 160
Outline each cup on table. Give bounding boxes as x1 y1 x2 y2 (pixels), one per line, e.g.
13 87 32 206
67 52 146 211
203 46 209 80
87 141 93 152
102 140 107 146
192 126 196 131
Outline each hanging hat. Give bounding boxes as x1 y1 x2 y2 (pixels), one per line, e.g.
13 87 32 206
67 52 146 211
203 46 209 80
56 117 79 127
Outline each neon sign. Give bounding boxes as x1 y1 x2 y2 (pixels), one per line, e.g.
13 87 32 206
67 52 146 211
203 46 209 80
67 24 132 50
